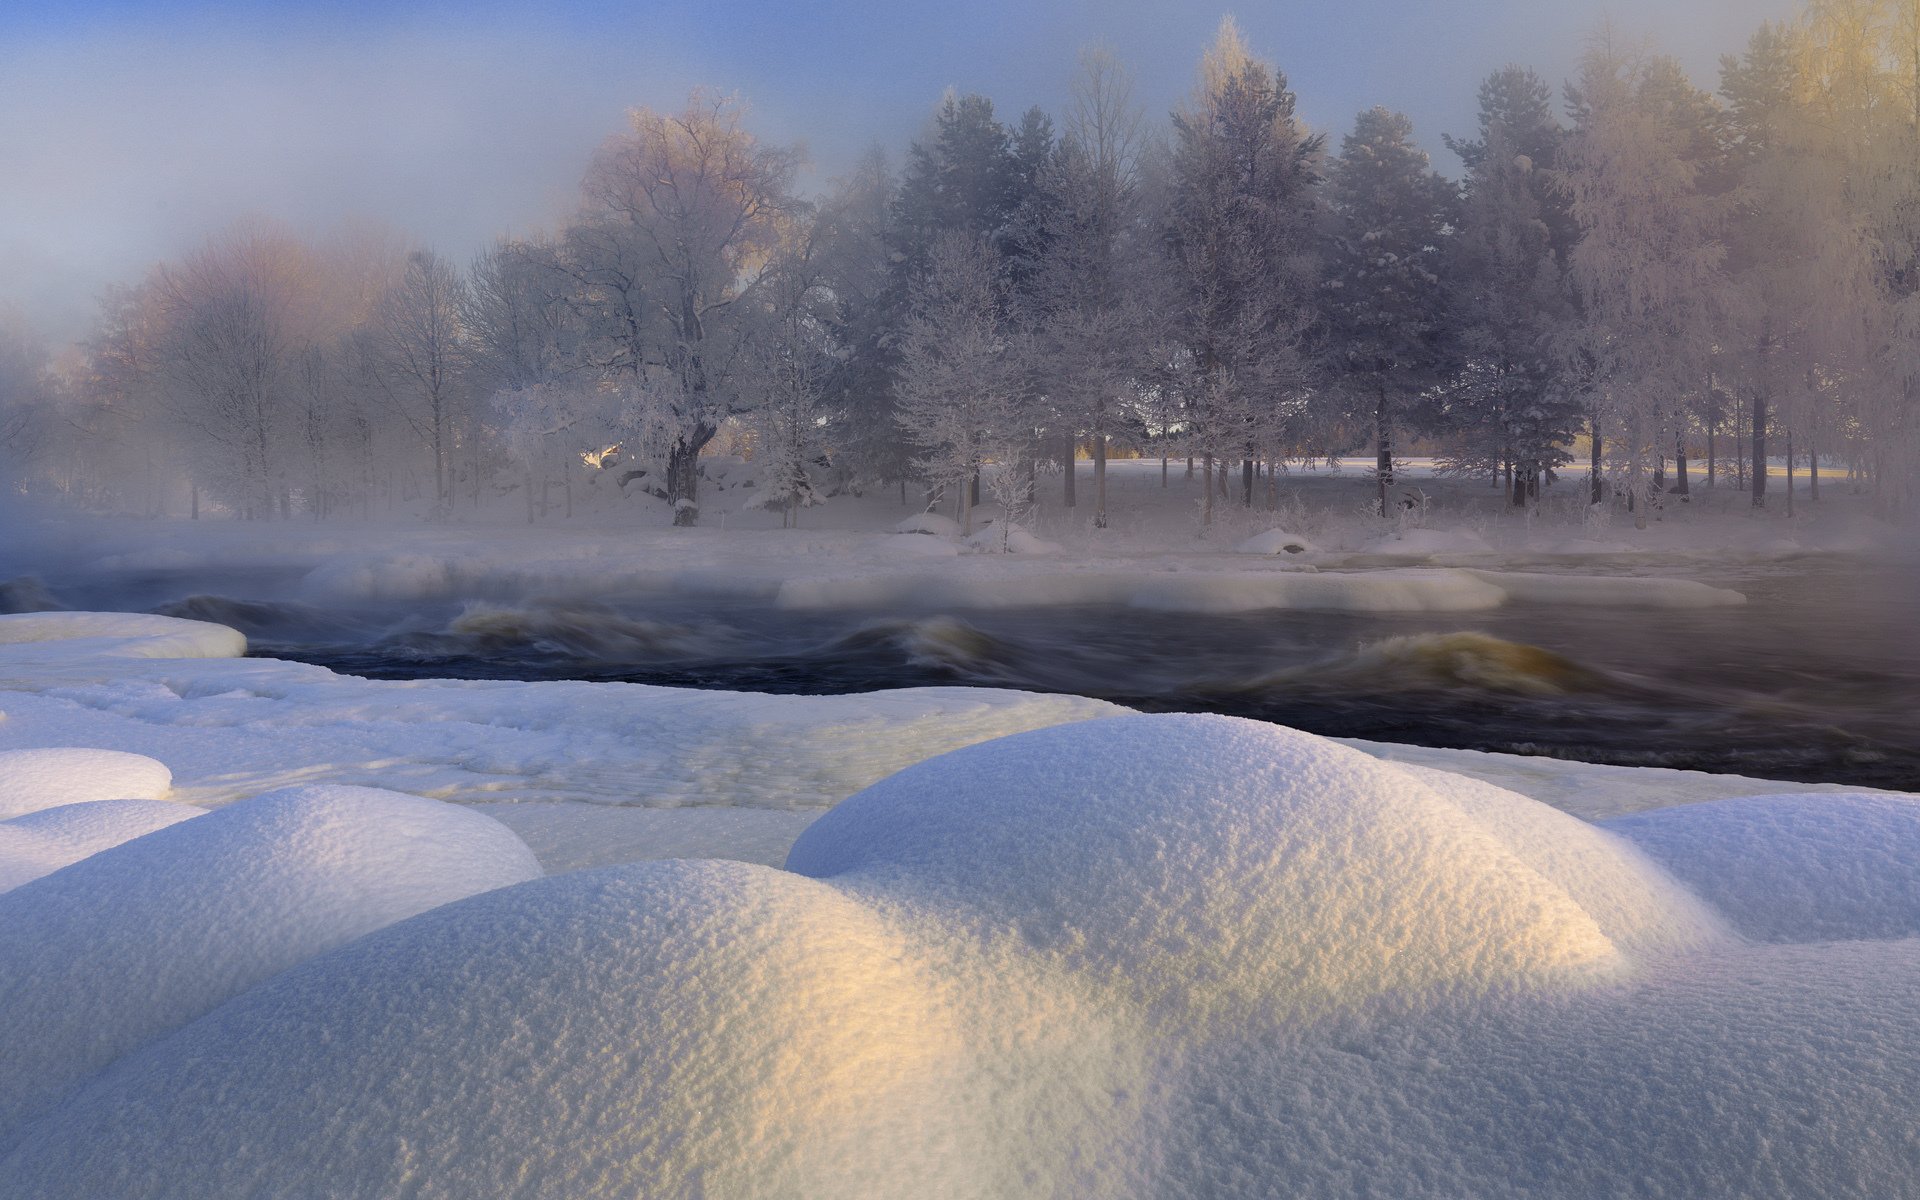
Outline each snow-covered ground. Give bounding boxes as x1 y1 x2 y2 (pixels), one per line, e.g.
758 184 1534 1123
1 609 1917 1196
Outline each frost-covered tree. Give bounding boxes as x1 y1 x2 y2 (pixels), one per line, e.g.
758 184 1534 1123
893 234 1026 536
1323 107 1458 515
1559 41 1729 527
1163 18 1323 527
746 228 834 527
1032 46 1151 528
1441 119 1579 504
580 90 801 525
373 249 470 515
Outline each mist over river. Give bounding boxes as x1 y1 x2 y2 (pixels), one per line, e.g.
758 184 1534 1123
14 553 1917 791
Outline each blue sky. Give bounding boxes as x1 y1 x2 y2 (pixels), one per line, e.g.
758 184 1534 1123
1 0 1793 341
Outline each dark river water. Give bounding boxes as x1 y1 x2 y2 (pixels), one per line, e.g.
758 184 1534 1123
11 555 1920 790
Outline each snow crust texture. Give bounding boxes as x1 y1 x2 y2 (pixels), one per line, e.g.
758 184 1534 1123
0 784 540 1144
1605 792 1920 942
0 747 173 818
0 798 203 892
0 712 1916 1197
0 713 1820 1200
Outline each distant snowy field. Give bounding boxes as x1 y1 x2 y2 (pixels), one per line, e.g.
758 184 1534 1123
2 609 1918 1197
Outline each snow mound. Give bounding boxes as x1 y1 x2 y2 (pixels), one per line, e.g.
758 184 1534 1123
894 511 961 536
1399 766 1723 957
0 612 245 660
0 800 204 893
0 747 174 819
871 531 963 558
1128 567 1507 614
1604 793 1920 943
0 784 540 1142
1360 527 1494 557
964 522 1061 554
1468 569 1746 608
789 713 1634 1022
1234 528 1320 555
0 862 1060 1200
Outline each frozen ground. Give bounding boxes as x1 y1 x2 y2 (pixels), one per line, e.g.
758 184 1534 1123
0 612 1917 1196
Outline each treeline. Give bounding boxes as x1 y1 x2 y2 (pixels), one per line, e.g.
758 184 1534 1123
3 4 1918 529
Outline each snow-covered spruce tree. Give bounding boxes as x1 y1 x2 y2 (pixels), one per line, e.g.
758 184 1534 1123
893 233 1026 537
1322 107 1458 517
1558 40 1728 529
1440 119 1579 505
578 90 801 526
1163 17 1323 529
1031 46 1152 529
812 148 908 497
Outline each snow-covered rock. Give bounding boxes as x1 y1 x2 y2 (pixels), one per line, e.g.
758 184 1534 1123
0 799 204 893
788 714 1685 1023
1605 793 1920 943
1233 528 1320 555
894 511 962 536
1 715 1916 1197
0 747 174 819
964 522 1062 555
0 784 540 1142
0 612 245 660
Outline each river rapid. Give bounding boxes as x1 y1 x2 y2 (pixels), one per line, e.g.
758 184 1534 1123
11 555 1919 791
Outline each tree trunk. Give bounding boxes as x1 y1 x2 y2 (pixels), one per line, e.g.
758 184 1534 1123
1751 332 1770 509
1673 437 1689 496
1786 428 1795 519
668 441 701 526
1589 412 1604 506
1202 452 1214 527
1810 443 1819 502
1063 435 1077 508
1240 453 1254 507
1161 454 1168 487
1094 435 1108 529
1375 386 1393 518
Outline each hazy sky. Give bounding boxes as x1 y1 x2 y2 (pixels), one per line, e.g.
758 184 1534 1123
2 0 1794 344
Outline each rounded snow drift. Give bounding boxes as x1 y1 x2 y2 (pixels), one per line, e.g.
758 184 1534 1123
0 798 204 893
1605 793 1920 943
0 861 984 1200
0 747 175 819
0 784 541 1142
0 611 246 660
788 713 1627 1021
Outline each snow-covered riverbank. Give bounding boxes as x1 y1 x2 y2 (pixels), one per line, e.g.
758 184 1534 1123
2 611 1918 1196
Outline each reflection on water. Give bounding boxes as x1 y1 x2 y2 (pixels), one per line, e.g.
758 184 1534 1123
13 559 1920 790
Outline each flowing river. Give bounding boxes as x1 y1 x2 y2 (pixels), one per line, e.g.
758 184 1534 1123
12 554 1919 790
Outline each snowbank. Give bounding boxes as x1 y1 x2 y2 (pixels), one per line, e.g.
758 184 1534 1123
1360 527 1495 557
1605 793 1920 942
0 612 245 660
1234 528 1320 555
894 511 961 536
789 714 1696 1023
0 799 203 893
0 784 540 1142
1467 569 1747 608
0 860 1131 1199
1 715 1916 1197
0 747 174 818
